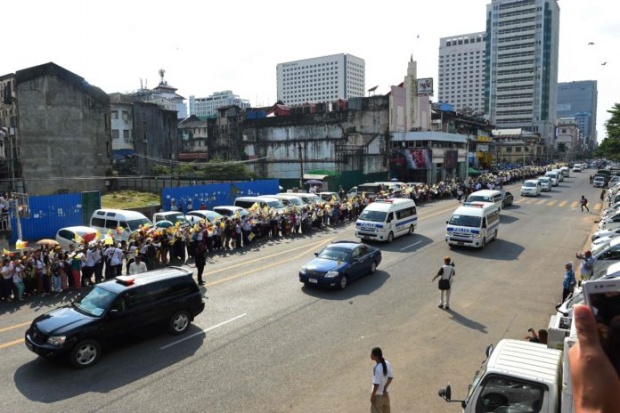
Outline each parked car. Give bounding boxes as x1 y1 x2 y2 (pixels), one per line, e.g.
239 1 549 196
212 206 249 218
594 176 607 188
152 211 189 228
299 241 382 290
590 237 620 275
592 227 620 241
55 226 100 250
24 267 205 368
520 180 542 197
186 210 223 225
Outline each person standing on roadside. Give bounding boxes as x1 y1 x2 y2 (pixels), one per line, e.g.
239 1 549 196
575 250 594 282
432 256 456 310
580 195 589 212
370 347 393 413
562 261 576 302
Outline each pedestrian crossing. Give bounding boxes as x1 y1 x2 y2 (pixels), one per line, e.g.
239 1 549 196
513 198 603 210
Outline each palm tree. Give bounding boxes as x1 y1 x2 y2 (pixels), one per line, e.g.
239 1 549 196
557 142 568 153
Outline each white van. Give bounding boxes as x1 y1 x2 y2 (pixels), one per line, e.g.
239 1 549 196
90 209 152 241
234 196 283 211
560 166 570 178
355 198 417 243
545 171 560 186
465 189 503 212
552 168 564 182
445 202 500 249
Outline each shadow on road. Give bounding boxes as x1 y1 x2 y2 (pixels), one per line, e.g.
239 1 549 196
449 238 525 261
300 270 390 300
447 309 488 333
499 214 519 224
14 326 204 403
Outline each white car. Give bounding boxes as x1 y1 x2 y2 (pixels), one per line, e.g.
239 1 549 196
572 165 582 172
55 226 99 250
591 233 620 251
186 210 223 225
521 180 542 197
536 177 552 192
592 227 620 241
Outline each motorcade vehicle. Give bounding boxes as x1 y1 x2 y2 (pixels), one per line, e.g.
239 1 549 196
545 171 559 186
445 202 500 249
593 175 607 188
551 169 564 182
186 210 223 225
152 211 189 228
465 189 504 211
355 198 417 242
298 241 382 290
560 166 570 178
24 267 205 368
212 206 249 218
520 180 542 197
55 226 100 250
536 176 552 192
90 209 152 242
572 164 582 172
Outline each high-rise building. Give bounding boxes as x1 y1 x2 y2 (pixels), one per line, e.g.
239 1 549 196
276 53 365 106
189 91 251 117
557 80 597 147
485 0 560 145
438 32 487 114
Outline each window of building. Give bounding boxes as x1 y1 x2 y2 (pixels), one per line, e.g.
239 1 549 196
111 129 119 139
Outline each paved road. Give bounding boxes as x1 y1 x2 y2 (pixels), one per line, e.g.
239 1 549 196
0 172 603 412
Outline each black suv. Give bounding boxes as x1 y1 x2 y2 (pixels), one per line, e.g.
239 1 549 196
25 267 205 368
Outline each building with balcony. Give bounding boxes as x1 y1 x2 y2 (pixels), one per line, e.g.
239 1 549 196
555 117 581 160
485 0 560 146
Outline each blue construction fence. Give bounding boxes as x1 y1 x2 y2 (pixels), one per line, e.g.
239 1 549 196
10 191 101 245
161 179 280 212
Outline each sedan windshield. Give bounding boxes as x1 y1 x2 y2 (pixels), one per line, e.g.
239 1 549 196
449 214 482 228
359 210 387 223
73 286 117 317
318 247 351 262
523 182 537 188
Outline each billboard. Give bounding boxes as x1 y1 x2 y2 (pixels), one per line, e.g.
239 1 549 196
417 78 434 96
390 149 432 170
444 150 458 169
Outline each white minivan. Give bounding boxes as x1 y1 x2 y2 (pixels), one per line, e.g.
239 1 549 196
465 190 503 212
90 209 152 241
355 198 417 243
445 202 500 249
545 171 560 186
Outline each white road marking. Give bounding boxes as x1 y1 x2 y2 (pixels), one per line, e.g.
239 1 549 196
400 241 422 251
160 313 247 350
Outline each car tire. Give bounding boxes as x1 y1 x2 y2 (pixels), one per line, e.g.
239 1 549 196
370 261 377 274
387 232 394 243
169 310 191 335
70 339 101 369
339 276 348 290
408 225 414 235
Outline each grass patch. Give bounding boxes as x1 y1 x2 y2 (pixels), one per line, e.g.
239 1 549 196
101 191 160 209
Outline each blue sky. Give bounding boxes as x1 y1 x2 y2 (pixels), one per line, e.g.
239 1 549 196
3 0 617 141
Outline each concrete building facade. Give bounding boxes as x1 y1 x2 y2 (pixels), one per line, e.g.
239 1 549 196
276 53 365 106
555 117 581 160
438 32 487 114
485 0 560 146
131 69 186 119
3 63 112 195
189 91 250 117
109 93 134 159
557 80 597 149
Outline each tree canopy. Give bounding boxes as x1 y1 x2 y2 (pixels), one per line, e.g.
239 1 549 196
593 103 620 160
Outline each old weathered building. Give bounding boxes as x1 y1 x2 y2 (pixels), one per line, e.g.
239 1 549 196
1 62 111 195
131 101 179 174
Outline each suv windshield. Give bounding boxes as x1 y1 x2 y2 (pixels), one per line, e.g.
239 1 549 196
449 214 482 228
73 286 117 317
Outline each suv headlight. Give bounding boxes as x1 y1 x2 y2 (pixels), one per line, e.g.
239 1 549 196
325 270 340 278
46 336 67 346
300 267 307 275
473 234 482 238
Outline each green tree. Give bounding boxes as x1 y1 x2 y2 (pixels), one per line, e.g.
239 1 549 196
557 142 567 153
593 103 620 160
606 103 620 140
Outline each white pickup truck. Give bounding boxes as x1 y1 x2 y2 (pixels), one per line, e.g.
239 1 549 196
438 336 576 412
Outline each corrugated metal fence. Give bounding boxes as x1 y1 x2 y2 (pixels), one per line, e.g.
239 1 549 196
161 179 280 212
10 191 101 244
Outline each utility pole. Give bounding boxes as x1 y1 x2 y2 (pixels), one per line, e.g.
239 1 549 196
298 142 304 190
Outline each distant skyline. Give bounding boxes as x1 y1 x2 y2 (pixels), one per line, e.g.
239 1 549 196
2 0 617 142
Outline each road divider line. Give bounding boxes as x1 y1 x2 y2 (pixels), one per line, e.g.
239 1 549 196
558 200 568 208
547 200 557 206
206 238 334 287
536 199 546 205
400 241 422 251
0 321 31 333
160 313 247 350
0 338 24 350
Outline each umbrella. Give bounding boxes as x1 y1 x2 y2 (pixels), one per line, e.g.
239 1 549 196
304 180 323 186
36 239 59 247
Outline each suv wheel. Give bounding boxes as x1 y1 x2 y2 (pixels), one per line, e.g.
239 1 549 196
70 339 101 369
169 310 191 335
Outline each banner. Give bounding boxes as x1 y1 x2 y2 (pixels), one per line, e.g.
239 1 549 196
390 149 432 170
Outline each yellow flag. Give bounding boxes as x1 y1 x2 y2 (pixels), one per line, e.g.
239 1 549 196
331 195 337 202
248 232 255 241
3 248 10 255
74 233 84 244
16 240 28 250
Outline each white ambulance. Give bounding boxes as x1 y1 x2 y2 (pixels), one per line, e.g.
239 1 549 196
445 202 500 249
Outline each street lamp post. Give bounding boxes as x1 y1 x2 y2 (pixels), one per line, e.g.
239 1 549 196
298 142 304 190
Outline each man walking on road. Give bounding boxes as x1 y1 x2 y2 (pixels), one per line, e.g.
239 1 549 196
580 195 589 212
432 256 455 310
370 347 393 413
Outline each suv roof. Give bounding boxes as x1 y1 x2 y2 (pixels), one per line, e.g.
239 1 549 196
99 266 193 294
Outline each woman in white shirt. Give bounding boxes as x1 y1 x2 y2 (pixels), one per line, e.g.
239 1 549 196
12 259 26 301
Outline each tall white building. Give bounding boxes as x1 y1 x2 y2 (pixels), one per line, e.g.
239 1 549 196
276 53 365 106
438 32 487 114
486 0 560 145
188 91 251 117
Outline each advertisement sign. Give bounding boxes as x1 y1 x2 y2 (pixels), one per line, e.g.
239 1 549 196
444 150 458 169
416 78 434 96
390 149 432 170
